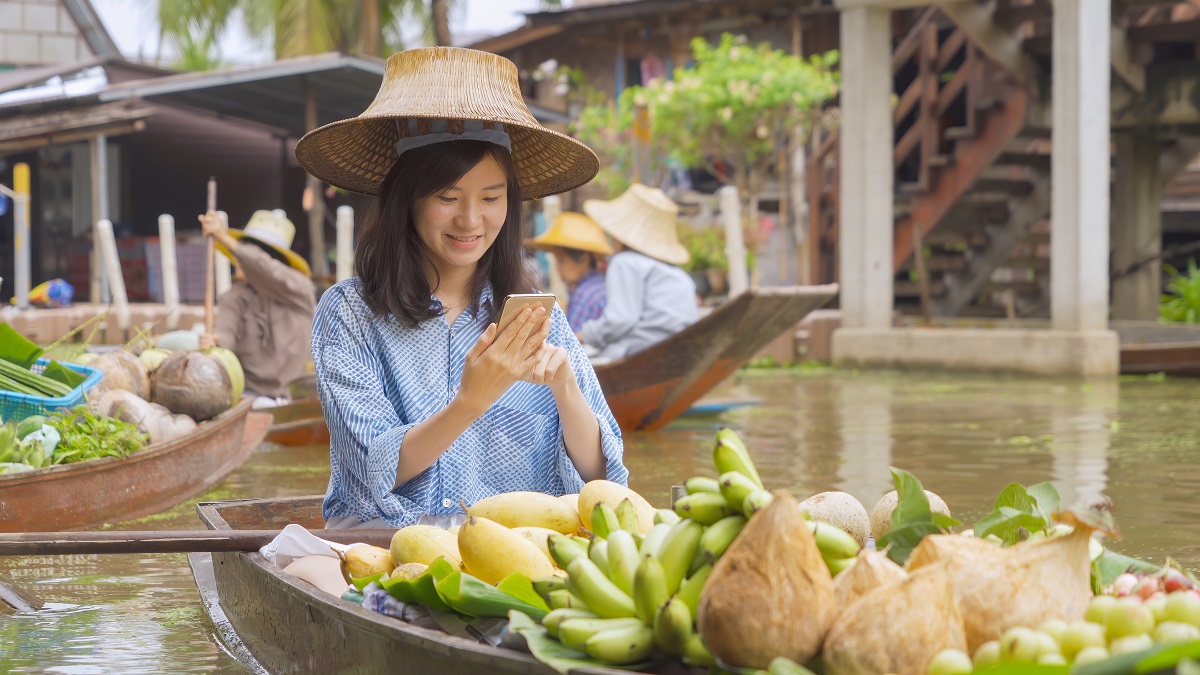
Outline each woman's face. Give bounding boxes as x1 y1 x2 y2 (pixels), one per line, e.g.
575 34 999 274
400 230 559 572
552 249 592 285
413 154 508 278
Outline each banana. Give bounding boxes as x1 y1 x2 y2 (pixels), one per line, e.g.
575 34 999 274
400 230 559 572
615 499 640 534
639 522 671 558
809 521 860 560
824 556 856 577
714 428 763 489
654 508 681 525
588 538 611 577
547 534 588 569
742 489 774 517
681 633 717 668
558 616 644 651
675 563 712 621
542 608 597 638
566 557 637 619
698 514 746 565
547 589 587 610
590 502 620 539
532 575 568 599
605 529 640 595
657 518 705 595
719 471 760 513
652 597 693 656
769 656 816 675
585 623 656 665
632 555 669 625
684 476 721 495
673 493 736 526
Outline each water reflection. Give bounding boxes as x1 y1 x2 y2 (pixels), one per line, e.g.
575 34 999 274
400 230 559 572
835 378 895 511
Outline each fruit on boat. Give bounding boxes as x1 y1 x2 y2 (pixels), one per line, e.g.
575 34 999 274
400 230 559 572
457 516 555 585
342 543 395 580
798 491 871 548
389 524 461 569
511 526 559 564
90 349 151 399
467 491 582 534
870 489 951 540
831 549 907 610
204 346 245 404
578 480 655 534
138 347 172 373
151 350 235 421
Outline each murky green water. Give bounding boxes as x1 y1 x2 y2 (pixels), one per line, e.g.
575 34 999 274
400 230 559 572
2 369 1199 672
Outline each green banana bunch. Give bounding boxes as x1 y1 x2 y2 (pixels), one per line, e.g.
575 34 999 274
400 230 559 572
557 616 643 650
763 656 818 675
565 556 636 618
684 476 721 495
590 502 620 539
825 556 855 576
809 521 860 560
542 608 597 638
714 427 763 489
605 529 640 595
673 492 736 525
675 563 712 621
719 471 759 512
615 499 640 534
681 633 716 668
652 597 693 656
588 538 611 577
654 508 681 525
548 534 587 569
640 522 671 558
742 489 774 517
632 555 669 625
585 622 656 665
696 514 746 568
547 589 586 610
532 575 567 599
657 519 704 595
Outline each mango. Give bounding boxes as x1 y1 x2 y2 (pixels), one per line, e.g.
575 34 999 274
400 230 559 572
579 480 655 535
458 516 556 585
343 543 395 580
467 491 582 534
390 524 462 569
513 526 559 564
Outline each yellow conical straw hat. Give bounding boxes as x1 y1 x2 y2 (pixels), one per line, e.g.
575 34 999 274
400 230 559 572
294 47 599 200
525 212 613 256
583 184 690 265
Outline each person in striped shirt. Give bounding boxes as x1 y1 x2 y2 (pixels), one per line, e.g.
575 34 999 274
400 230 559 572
525 211 612 333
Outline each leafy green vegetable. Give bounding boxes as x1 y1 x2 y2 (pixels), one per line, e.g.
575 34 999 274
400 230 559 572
971 481 1063 546
46 406 147 465
1092 549 1160 594
876 467 959 564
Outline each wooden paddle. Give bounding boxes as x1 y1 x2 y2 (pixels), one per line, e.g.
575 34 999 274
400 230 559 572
0 529 397 556
204 176 217 336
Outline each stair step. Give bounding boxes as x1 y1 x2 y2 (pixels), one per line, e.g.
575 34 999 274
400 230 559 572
971 177 1034 196
924 231 989 248
895 280 948 297
945 127 976 141
928 154 951 168
995 152 1051 170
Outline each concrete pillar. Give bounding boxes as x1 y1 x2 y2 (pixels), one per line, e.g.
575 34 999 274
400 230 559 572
1112 131 1162 321
1051 0 1111 331
838 6 893 329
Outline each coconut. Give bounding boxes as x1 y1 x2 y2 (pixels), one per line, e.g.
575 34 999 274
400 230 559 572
832 549 908 611
69 352 99 366
151 350 234 422
697 491 836 669
906 517 1095 652
823 561 967 675
89 388 197 444
138 348 172 374
89 350 151 399
870 489 952 541
799 491 871 548
204 346 245 404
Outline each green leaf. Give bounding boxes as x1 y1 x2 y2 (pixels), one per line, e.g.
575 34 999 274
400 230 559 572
975 507 1048 545
0 323 43 369
877 521 943 565
1027 482 1060 515
889 467 931 528
930 512 962 529
1092 550 1160 591
1134 640 1200 673
993 483 1036 513
350 572 384 592
506 610 612 675
435 571 548 621
496 573 551 613
42 361 86 389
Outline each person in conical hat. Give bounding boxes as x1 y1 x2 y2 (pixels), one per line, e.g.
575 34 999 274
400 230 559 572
198 209 316 406
295 47 628 529
524 211 612 333
577 183 698 360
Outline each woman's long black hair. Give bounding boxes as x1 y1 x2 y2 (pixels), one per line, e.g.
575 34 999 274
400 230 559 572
355 140 535 328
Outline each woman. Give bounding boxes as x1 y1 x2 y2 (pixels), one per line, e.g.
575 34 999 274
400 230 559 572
525 211 612 333
579 183 698 360
294 47 628 528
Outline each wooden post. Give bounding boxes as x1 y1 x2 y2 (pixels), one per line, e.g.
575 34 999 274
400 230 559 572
719 185 749 297
89 135 110 304
12 163 30 310
215 211 232 298
204 178 216 337
96 219 129 342
158 215 180 330
304 81 329 278
336 205 354 282
912 219 933 325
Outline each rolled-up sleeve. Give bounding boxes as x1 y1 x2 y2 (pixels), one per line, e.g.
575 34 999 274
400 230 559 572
312 286 426 526
550 304 628 490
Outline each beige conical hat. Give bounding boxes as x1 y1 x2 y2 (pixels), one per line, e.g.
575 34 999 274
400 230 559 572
583 184 690 265
294 47 599 200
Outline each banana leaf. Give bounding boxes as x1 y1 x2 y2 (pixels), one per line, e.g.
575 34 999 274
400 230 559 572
41 361 85 389
380 557 454 612
506 611 606 675
0 323 42 369
351 572 385 592
496 573 551 613
435 571 548 621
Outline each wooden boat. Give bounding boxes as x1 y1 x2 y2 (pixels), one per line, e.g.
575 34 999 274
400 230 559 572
189 495 644 675
265 285 837 441
0 398 270 532
1115 321 1200 377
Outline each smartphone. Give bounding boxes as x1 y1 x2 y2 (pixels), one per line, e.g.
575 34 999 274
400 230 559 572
498 293 556 334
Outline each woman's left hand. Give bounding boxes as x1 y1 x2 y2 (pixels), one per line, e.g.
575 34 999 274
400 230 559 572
524 343 573 390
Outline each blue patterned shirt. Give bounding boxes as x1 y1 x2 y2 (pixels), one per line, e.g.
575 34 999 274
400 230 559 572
566 271 606 333
311 278 628 527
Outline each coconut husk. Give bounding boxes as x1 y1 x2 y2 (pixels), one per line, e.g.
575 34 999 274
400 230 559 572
823 561 966 675
151 351 233 422
832 549 908 611
90 350 150 399
906 521 1094 652
697 491 836 669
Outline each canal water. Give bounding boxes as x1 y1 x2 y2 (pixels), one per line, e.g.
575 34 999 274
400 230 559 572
2 368 1198 672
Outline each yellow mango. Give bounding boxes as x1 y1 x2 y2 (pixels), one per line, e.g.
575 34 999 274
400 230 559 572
513 526 559 564
458 516 556 585
467 491 582 534
579 480 655 534
390 524 462 569
344 544 395 579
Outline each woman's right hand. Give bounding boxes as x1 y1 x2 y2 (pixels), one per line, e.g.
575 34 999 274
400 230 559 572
457 306 551 415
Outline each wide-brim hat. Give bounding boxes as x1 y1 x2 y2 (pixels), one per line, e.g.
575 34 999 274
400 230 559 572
583 184 690 265
294 47 599 200
525 211 613 256
216 210 312 277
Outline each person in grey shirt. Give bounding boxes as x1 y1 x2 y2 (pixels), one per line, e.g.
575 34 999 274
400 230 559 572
578 183 698 360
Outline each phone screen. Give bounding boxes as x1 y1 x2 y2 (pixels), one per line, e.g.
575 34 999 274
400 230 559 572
498 293 555 333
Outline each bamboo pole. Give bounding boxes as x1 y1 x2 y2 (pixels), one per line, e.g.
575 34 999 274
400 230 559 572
13 162 30 310
158 215 180 330
96 219 130 341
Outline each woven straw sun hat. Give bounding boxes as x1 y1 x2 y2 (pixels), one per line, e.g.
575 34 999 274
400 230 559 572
525 211 613 256
583 184 690 266
217 210 312 277
294 47 599 200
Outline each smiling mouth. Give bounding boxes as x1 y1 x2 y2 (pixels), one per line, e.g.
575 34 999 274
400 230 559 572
448 235 481 242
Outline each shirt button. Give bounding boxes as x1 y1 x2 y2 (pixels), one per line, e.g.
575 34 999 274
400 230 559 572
442 498 453 509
